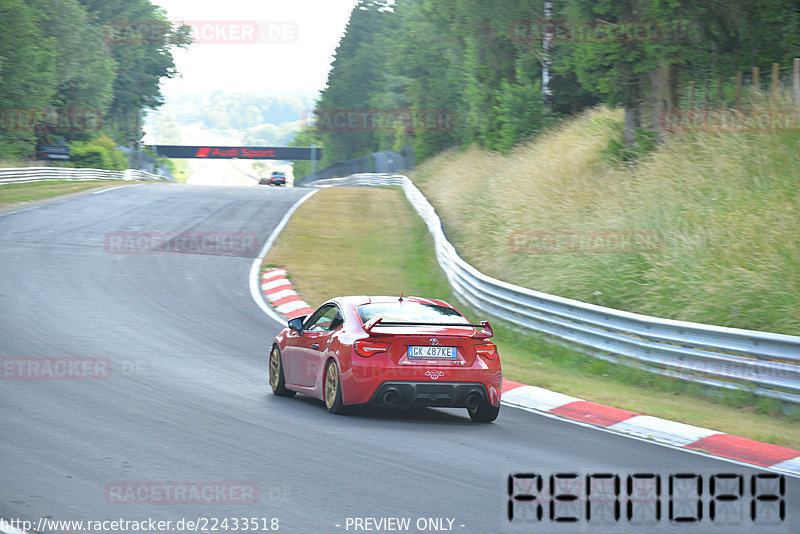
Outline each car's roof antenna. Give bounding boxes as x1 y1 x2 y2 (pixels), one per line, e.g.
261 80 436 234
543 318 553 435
399 292 404 302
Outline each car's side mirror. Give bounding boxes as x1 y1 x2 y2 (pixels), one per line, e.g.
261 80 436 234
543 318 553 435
288 316 306 334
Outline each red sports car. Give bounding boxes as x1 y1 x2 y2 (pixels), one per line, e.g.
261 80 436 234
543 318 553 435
269 296 502 422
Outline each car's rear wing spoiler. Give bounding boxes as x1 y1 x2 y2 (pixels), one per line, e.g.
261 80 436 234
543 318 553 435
363 317 494 339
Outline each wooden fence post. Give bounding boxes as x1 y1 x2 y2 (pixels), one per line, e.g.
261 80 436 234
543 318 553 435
794 58 799 109
735 71 742 109
772 63 779 107
752 66 761 108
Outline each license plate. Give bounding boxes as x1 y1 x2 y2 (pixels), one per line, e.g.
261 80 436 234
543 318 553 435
407 346 457 360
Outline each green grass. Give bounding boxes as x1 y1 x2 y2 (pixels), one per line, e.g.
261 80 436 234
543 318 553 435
411 106 800 336
0 180 134 204
263 187 453 307
263 186 800 449
168 159 191 183
0 159 46 168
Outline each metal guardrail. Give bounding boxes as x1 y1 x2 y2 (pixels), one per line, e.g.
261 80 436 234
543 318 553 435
310 173 800 404
295 147 414 187
0 167 173 186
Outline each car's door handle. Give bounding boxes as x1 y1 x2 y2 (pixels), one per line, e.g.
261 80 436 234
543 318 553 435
311 343 319 350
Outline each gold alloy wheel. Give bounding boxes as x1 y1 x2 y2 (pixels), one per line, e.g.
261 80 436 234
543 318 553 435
269 348 280 390
324 362 339 409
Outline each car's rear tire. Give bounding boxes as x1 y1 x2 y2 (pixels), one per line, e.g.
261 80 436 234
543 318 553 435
324 360 345 414
269 346 295 397
468 402 500 423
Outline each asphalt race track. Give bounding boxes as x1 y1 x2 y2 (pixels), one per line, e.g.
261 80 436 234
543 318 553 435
0 183 797 534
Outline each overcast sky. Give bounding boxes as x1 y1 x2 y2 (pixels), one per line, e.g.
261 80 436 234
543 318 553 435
151 0 360 98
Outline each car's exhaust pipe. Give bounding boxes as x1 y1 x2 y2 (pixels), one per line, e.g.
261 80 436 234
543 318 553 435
465 393 481 410
382 389 399 405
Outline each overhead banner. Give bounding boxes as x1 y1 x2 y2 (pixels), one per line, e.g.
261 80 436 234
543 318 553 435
151 145 322 160
39 145 70 161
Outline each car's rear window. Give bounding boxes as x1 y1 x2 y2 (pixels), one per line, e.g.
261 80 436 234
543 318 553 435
358 302 469 324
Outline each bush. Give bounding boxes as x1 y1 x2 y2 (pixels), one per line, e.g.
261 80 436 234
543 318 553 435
68 136 127 170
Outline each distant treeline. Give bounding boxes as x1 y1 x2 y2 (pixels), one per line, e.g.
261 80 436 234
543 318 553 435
294 0 799 168
154 91 317 146
0 0 190 160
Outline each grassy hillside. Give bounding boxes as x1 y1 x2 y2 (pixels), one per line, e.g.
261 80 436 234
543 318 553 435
411 107 800 336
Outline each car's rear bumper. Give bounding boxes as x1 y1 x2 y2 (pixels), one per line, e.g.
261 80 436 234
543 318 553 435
342 353 502 407
369 381 493 408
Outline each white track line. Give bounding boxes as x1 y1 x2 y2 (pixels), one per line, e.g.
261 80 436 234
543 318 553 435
249 189 318 326
91 183 146 195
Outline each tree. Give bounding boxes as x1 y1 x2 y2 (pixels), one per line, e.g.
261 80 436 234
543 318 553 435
556 0 800 147
314 0 395 166
0 0 57 158
301 0 799 168
78 0 190 144
28 0 116 144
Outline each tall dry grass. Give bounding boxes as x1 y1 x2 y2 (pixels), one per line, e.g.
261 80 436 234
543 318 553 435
412 106 800 335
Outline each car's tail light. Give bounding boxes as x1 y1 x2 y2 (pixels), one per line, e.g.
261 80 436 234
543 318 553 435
474 343 497 359
354 340 391 357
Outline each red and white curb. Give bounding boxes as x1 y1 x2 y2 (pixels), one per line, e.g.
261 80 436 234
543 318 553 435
502 380 800 476
260 268 315 319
